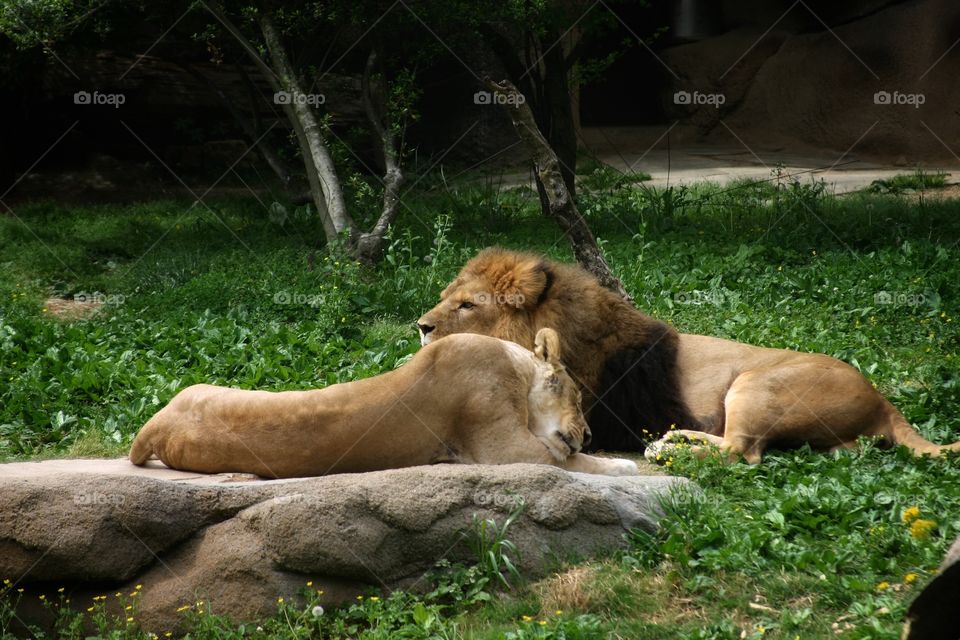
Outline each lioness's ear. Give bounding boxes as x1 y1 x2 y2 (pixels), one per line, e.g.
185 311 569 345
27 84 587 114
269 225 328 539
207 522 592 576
534 328 562 366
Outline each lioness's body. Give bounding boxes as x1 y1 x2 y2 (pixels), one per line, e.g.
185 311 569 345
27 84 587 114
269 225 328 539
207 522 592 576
129 331 638 477
417 249 960 463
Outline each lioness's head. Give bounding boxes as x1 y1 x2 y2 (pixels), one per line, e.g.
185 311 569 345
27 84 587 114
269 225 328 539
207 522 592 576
417 249 550 348
528 328 591 459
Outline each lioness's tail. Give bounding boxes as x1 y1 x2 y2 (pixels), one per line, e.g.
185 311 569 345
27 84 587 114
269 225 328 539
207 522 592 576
129 416 162 465
882 404 960 457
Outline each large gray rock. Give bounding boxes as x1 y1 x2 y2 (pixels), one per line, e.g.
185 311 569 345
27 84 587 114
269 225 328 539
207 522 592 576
0 458 688 634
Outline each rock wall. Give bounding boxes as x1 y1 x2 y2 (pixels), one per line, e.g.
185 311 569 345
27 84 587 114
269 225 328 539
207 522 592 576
662 0 960 162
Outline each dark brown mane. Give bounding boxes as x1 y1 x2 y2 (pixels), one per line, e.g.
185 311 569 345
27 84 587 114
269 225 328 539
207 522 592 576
463 248 707 451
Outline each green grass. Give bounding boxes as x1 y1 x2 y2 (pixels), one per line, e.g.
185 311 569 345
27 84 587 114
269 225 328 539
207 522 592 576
2 176 960 638
867 169 949 194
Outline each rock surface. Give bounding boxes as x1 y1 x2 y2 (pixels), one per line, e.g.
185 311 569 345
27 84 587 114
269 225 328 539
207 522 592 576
661 0 960 162
0 458 688 634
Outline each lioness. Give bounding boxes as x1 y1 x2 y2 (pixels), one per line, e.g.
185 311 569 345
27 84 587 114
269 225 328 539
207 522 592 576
417 248 960 463
129 328 639 477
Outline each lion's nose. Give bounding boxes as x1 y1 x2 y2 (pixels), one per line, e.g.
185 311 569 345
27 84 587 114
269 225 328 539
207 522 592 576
417 323 435 336
582 427 592 448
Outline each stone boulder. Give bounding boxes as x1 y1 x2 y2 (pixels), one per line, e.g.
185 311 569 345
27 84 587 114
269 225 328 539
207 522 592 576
0 458 688 634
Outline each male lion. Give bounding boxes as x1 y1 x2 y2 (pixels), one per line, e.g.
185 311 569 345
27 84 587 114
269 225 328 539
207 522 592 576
417 248 960 463
129 328 638 477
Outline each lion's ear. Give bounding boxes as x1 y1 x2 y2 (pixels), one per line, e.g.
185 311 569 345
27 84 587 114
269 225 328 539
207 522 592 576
534 328 562 366
500 260 552 309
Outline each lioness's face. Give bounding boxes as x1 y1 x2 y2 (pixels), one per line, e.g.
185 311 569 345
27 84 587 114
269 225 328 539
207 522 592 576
528 328 591 460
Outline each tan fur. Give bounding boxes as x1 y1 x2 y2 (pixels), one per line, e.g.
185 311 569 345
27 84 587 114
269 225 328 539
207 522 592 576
129 329 638 478
417 248 960 463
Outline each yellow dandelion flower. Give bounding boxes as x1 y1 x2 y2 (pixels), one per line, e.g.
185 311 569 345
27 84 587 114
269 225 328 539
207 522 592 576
87 607 94 613
125 605 132 611
136 584 143 590
277 597 284 604
539 620 547 626
115 592 122 598
369 596 379 602
306 581 313 587
57 587 64 593
902 506 920 523
876 581 890 591
910 519 937 540
521 615 533 622
38 595 46 601
357 595 364 600
165 633 173 638
555 610 563 615
127 617 134 623
905 572 918 584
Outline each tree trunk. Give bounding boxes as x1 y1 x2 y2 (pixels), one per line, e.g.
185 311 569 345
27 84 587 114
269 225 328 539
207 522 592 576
355 47 405 263
205 2 335 232
538 39 578 198
258 14 354 241
485 78 630 301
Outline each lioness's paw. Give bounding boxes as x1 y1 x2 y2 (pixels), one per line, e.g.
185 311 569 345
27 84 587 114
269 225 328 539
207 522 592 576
605 458 639 476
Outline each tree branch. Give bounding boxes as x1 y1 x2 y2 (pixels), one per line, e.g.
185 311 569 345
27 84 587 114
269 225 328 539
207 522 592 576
356 47 405 263
484 77 630 300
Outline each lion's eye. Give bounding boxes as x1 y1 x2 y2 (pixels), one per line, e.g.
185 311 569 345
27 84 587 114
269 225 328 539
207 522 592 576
458 301 474 310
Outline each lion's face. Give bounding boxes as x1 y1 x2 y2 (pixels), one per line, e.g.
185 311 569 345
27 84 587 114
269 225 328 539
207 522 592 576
417 250 549 348
522 328 591 459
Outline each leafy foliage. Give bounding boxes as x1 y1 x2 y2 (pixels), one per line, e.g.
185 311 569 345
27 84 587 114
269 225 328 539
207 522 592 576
2 178 960 637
